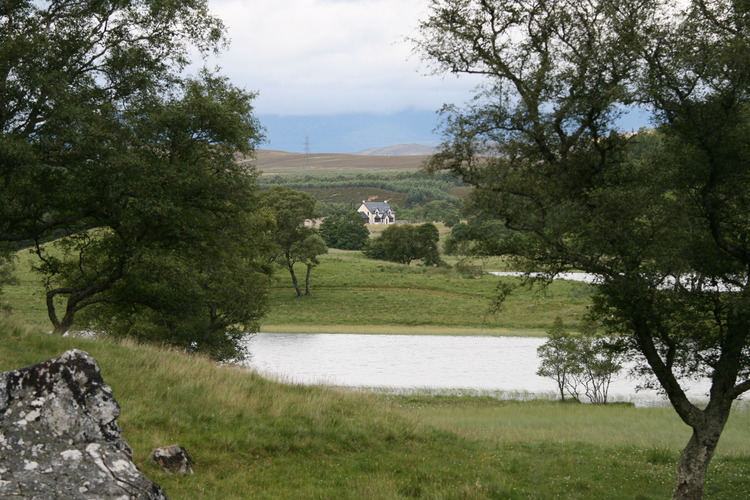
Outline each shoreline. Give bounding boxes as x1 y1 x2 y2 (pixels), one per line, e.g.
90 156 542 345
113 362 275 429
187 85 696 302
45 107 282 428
258 324 548 337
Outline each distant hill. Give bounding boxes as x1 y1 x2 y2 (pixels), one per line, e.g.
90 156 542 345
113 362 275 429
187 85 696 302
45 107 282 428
356 144 437 156
243 149 431 175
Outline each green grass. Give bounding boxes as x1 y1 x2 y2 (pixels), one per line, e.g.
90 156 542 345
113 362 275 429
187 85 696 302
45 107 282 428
262 249 592 335
4 246 749 498
3 243 591 336
385 395 750 457
2 322 748 499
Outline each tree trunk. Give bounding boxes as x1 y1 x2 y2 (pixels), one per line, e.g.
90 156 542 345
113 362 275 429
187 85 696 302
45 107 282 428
304 263 313 296
47 290 75 335
287 262 303 297
672 418 726 500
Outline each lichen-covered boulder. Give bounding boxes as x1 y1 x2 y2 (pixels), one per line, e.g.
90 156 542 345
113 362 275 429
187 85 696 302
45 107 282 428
0 349 167 499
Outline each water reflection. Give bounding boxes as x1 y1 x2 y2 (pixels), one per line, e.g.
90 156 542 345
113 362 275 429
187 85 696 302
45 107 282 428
243 333 709 406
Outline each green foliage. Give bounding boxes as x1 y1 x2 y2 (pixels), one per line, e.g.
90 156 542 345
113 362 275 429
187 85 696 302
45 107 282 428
260 187 327 296
364 223 444 266
260 171 462 208
1 0 226 244
320 211 370 250
0 1 273 360
416 0 750 495
443 219 512 256
32 73 273 360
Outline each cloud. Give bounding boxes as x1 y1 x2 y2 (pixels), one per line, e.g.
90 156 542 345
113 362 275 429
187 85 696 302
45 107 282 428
205 0 481 115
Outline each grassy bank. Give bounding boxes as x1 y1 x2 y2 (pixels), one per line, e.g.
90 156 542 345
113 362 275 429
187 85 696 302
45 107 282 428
4 247 592 335
262 250 592 335
2 322 748 499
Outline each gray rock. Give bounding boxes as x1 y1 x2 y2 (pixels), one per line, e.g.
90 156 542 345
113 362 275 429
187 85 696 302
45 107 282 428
0 349 167 499
151 445 193 475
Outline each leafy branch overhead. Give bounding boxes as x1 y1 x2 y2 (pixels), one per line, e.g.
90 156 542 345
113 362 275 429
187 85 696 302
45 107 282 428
415 1 750 498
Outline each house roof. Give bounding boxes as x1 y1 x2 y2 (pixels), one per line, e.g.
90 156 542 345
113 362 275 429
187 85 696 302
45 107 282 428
361 201 393 212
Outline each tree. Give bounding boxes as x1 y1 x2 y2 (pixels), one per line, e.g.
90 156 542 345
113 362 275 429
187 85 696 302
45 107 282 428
31 73 274 359
260 187 327 296
422 200 461 227
364 223 443 266
76 214 275 361
294 233 328 296
538 318 623 403
1 1 275 360
536 318 579 401
416 1 750 498
320 211 370 250
1 0 224 245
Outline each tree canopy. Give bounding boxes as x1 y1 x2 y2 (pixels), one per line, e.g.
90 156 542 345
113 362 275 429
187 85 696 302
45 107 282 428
1 0 273 359
320 211 370 250
259 187 328 296
364 223 443 266
416 0 750 498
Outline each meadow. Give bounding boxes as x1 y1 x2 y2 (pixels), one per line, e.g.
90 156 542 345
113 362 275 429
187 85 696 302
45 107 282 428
3 241 750 498
5 245 593 335
1 320 749 499
262 249 593 335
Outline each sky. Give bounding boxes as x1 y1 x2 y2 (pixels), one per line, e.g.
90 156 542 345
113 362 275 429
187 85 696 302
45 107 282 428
204 0 483 153
203 0 649 154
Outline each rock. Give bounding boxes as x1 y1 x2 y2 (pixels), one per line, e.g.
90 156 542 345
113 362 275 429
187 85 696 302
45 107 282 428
151 445 193 475
0 349 168 499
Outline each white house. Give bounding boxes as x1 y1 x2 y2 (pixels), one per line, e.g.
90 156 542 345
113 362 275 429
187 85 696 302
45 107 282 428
357 201 395 225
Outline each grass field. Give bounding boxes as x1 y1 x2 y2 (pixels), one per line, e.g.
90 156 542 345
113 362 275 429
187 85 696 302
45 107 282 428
261 249 592 335
3 247 593 335
2 321 748 499
4 244 749 498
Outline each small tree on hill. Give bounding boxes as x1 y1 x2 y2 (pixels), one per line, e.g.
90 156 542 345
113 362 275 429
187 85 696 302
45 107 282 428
260 187 327 297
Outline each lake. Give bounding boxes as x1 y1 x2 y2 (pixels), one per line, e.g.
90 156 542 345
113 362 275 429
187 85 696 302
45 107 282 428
242 333 711 406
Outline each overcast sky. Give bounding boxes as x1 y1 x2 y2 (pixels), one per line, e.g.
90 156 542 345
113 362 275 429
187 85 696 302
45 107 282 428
203 1 647 153
207 0 479 117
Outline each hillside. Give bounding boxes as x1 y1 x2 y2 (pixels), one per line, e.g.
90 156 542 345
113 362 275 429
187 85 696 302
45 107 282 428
2 321 748 499
242 149 430 175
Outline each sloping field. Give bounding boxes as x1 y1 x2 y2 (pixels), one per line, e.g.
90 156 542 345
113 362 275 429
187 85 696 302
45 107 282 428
242 150 430 174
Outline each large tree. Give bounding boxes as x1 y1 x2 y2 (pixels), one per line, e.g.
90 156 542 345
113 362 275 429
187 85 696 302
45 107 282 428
1 0 274 359
33 73 274 359
416 1 750 498
1 0 224 244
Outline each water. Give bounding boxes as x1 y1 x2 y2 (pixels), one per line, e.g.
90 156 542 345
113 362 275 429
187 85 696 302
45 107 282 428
242 333 711 406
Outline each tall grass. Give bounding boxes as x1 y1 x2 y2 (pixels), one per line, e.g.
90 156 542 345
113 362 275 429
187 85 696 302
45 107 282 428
2 323 748 499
